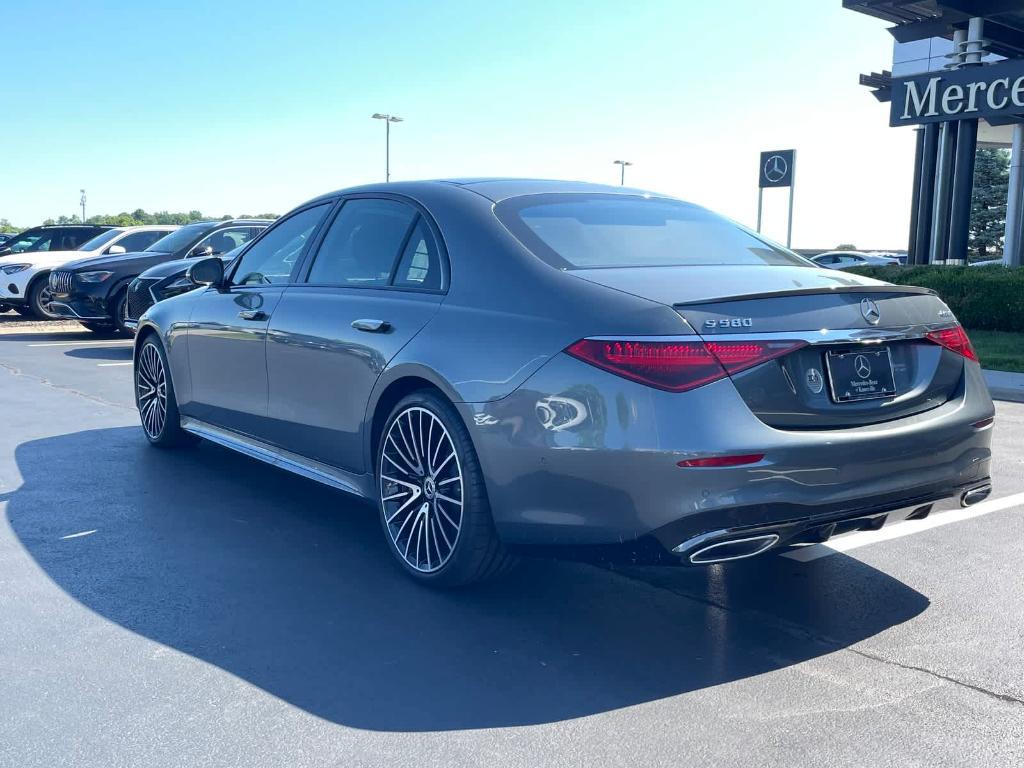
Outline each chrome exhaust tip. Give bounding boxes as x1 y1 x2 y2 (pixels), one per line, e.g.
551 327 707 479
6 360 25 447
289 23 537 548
960 485 992 507
683 533 780 565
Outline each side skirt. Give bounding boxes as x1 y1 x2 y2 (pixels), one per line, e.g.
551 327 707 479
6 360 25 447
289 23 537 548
179 416 373 499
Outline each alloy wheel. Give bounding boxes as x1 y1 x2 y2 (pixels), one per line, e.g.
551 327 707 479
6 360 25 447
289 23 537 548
380 406 464 573
35 283 60 319
136 342 168 439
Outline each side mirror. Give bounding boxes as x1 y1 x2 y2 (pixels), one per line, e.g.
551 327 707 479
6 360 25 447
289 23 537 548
187 256 225 288
189 245 214 259
106 245 127 255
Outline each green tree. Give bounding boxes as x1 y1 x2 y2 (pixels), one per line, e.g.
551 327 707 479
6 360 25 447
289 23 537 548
970 147 1010 259
0 218 18 233
836 243 857 251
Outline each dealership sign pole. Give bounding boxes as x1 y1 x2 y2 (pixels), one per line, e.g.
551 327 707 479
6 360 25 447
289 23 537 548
757 149 796 247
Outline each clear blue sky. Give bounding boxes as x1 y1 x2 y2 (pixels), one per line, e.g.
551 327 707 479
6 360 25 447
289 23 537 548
1 0 908 247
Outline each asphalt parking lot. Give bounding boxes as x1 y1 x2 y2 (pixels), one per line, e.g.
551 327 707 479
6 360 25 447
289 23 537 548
1 316 1022 768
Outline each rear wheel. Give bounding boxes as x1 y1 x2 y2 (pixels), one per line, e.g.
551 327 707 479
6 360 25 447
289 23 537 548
135 336 190 448
28 277 60 320
377 391 514 587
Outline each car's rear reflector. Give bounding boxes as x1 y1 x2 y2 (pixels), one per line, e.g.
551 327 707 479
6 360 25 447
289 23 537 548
678 453 765 468
925 325 979 362
565 338 806 393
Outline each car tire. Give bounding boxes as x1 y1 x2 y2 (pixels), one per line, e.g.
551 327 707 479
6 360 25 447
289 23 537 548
112 291 132 336
27 277 60 320
377 390 515 587
135 335 192 449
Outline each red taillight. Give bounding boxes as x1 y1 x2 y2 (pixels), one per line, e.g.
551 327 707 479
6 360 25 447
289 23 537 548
678 453 765 468
925 325 979 362
565 338 806 393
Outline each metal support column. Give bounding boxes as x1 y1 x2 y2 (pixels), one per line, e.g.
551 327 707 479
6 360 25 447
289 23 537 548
915 123 939 264
931 121 956 264
1004 123 1024 266
948 119 978 265
907 128 925 264
948 19 984 265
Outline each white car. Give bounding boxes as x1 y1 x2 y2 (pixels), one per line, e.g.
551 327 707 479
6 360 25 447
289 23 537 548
809 250 900 270
0 225 178 319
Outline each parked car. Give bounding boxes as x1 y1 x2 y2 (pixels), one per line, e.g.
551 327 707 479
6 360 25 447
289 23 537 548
0 225 175 319
0 233 16 248
132 179 994 587
810 251 900 269
0 224 112 258
48 219 271 334
969 258 1005 267
123 245 244 332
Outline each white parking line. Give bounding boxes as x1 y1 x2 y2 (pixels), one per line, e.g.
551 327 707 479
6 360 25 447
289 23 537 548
60 529 97 540
97 362 132 367
28 340 133 347
783 491 1024 562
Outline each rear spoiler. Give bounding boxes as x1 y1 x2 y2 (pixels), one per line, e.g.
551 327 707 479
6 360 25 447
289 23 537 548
672 284 936 308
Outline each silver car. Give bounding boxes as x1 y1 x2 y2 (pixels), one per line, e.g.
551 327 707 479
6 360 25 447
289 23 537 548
133 180 994 586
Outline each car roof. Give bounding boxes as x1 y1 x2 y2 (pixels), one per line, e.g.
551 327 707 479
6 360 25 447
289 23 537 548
305 178 670 205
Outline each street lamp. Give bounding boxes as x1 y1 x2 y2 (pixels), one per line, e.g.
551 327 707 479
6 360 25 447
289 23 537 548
613 160 632 186
80 189 86 222
371 113 404 182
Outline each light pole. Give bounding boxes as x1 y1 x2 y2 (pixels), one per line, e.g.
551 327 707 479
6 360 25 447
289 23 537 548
371 113 404 182
613 160 632 186
80 189 86 222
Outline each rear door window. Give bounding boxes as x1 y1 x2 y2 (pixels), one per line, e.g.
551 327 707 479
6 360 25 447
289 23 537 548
114 230 172 253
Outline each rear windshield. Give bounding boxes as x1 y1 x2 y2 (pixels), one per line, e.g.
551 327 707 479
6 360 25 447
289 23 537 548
495 194 810 269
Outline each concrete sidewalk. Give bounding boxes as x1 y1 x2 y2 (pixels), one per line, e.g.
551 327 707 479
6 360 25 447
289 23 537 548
984 369 1024 403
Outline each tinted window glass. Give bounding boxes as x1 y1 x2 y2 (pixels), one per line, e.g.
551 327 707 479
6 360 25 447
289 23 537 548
63 229 100 250
193 227 259 257
233 205 330 286
145 223 212 253
393 218 442 289
306 199 417 286
115 230 171 253
6 229 58 253
496 194 810 269
79 229 124 251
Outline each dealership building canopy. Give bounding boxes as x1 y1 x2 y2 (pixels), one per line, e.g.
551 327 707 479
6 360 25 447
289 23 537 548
845 0 1024 265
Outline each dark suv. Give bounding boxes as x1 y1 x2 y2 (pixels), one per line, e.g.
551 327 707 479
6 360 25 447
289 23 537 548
48 219 272 334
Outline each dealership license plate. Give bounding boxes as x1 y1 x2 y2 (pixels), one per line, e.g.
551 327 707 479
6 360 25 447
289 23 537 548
825 348 897 403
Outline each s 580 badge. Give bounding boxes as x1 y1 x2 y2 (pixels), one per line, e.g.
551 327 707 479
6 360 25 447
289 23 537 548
704 318 753 329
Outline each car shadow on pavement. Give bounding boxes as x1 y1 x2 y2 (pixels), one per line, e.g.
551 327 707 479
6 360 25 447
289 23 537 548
64 346 133 361
4 427 930 732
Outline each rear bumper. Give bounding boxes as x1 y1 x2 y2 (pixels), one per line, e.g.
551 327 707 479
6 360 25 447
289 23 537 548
461 353 995 552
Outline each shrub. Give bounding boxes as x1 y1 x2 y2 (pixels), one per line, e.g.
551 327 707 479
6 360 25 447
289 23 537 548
847 264 1024 332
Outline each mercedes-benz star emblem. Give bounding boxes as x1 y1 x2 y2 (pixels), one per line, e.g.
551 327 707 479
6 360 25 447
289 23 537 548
860 298 881 325
764 155 788 183
854 354 872 379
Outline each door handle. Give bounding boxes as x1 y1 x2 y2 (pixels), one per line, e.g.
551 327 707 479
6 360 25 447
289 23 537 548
238 309 268 321
351 318 391 333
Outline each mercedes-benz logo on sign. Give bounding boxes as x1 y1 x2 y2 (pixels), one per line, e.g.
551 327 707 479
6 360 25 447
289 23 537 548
860 298 881 325
854 354 872 379
764 155 788 184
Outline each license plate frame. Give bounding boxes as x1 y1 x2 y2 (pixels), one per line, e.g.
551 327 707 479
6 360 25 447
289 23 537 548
825 347 897 403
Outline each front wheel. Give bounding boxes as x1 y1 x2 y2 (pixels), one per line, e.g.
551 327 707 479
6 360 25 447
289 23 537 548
377 391 515 587
28 277 61 320
135 336 191 448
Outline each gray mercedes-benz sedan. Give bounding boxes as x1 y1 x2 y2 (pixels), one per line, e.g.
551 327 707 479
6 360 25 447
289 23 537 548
132 179 995 586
